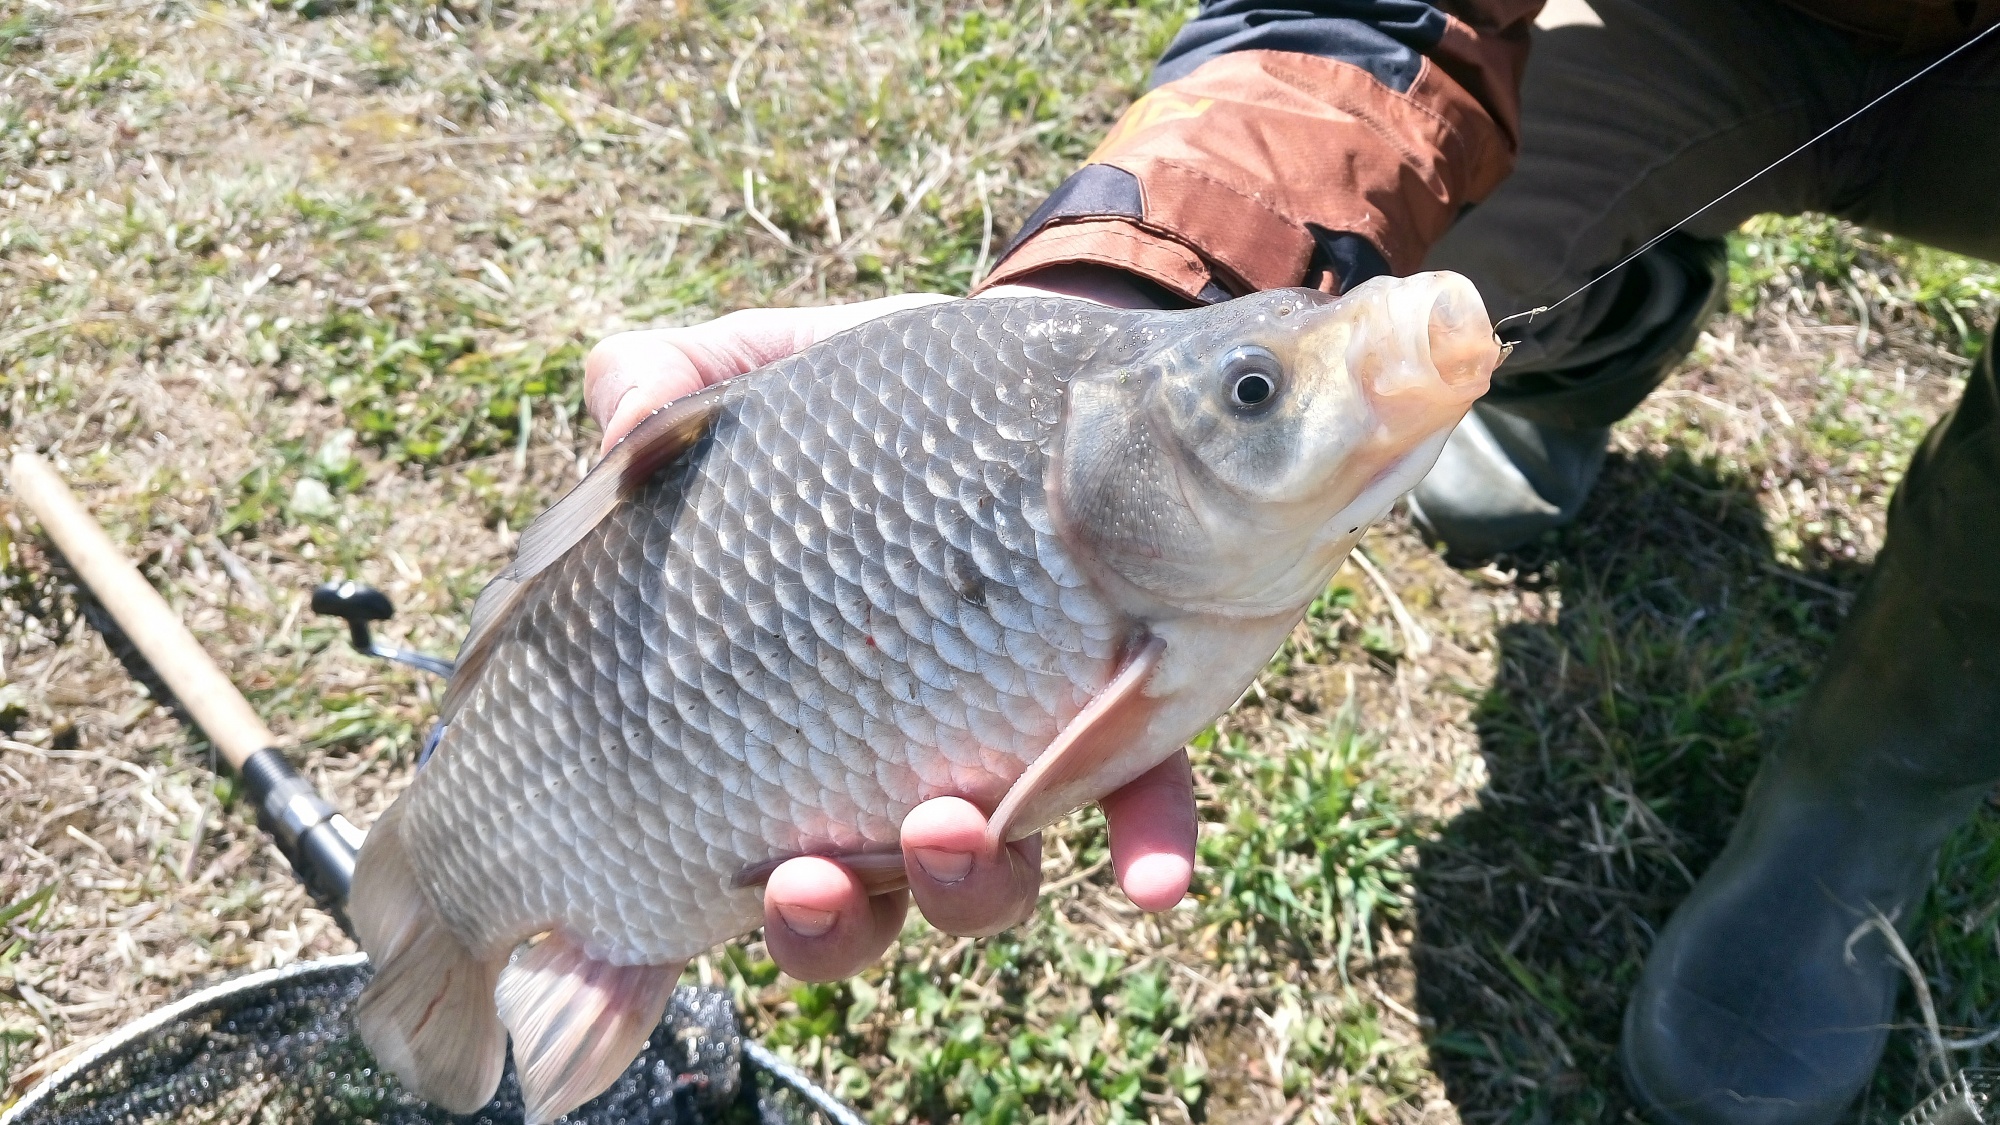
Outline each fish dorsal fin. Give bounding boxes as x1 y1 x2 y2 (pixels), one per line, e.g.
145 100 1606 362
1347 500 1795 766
441 386 727 722
985 633 1167 847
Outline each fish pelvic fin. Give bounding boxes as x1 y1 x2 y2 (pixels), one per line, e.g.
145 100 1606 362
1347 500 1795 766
443 385 726 725
986 632 1168 847
495 930 685 1125
733 847 909 896
350 800 508 1115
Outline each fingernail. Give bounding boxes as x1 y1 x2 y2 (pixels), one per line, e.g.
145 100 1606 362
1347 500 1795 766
911 847 973 884
775 904 836 938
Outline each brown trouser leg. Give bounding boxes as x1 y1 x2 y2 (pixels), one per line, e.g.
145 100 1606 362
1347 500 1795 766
1421 0 2000 762
1423 0 2000 378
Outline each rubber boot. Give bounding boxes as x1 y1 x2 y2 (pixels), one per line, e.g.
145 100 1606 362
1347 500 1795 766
1622 324 2000 1124
1409 234 1728 558
1405 402 1612 559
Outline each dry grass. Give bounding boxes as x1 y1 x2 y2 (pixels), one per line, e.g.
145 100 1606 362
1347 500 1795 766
3 1 1998 1122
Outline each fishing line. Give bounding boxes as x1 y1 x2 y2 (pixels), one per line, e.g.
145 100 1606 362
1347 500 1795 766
1492 18 2000 350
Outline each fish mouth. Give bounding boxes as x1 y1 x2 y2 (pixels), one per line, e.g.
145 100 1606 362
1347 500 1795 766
1349 271 1497 440
1289 273 1500 574
1422 272 1501 392
1277 271 1496 507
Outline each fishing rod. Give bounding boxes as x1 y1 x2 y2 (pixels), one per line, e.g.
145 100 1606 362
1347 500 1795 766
7 455 453 920
8 453 367 918
1492 18 2000 350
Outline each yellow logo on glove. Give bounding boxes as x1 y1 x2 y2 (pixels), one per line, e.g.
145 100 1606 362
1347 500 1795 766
1090 89 1215 161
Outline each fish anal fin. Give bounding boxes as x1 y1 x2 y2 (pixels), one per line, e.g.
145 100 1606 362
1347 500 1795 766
351 801 508 1114
442 387 725 722
495 930 685 1125
986 634 1168 848
732 848 909 896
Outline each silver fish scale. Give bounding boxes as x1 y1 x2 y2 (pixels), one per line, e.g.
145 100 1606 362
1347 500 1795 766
403 301 1135 965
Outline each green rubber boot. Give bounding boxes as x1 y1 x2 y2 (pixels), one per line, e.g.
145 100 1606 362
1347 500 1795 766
1621 325 2000 1124
1409 234 1727 558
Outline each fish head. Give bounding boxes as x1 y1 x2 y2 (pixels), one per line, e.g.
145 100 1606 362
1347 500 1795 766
1054 271 1497 617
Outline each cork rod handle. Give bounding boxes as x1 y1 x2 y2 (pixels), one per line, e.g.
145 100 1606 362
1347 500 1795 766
7 451 276 770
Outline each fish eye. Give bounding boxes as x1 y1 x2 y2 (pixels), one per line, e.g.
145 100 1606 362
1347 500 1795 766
1232 372 1274 406
1222 347 1283 411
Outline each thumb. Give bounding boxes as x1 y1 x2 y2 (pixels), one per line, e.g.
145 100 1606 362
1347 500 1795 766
583 329 707 455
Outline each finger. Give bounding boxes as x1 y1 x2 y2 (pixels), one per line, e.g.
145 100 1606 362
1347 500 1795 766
762 856 909 982
674 294 956 384
1100 750 1197 912
583 294 956 453
901 797 1042 937
583 329 706 454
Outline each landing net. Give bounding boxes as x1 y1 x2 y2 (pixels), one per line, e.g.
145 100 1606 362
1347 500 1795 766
2 956 855 1125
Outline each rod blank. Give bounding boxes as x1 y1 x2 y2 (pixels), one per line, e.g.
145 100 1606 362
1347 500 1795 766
7 452 276 771
7 451 360 910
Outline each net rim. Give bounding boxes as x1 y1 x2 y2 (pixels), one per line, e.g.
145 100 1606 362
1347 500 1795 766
0 953 372 1125
0 955 867 1125
742 1041 866 1125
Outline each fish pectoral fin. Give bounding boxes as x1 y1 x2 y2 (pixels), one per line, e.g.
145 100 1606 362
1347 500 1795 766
733 848 910 897
985 633 1168 848
495 930 686 1125
351 801 508 1115
442 385 726 723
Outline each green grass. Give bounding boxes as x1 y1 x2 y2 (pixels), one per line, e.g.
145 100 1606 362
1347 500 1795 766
718 713 1425 1124
0 884 59 1086
1731 214 2000 351
1196 720 1414 974
1413 447 1839 1117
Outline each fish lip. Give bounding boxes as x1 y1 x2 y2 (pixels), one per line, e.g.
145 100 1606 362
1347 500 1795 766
1336 271 1497 419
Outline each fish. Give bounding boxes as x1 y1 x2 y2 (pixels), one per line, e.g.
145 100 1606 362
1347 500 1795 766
348 272 1499 1123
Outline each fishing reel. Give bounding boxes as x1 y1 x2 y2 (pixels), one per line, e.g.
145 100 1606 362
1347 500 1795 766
310 580 456 679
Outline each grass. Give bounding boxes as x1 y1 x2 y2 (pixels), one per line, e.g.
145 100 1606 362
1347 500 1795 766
1732 214 2000 353
1 0 1998 1122
718 717 1424 1125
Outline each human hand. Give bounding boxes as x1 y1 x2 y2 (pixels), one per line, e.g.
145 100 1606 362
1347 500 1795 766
580 268 1196 982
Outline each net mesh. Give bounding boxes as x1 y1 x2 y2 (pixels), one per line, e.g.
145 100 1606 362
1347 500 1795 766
4 959 838 1125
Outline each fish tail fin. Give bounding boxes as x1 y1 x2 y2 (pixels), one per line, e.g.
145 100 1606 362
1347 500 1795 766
350 799 508 1115
496 929 685 1125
